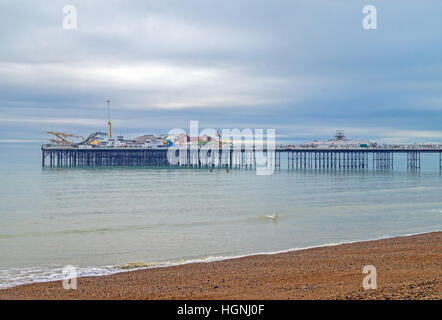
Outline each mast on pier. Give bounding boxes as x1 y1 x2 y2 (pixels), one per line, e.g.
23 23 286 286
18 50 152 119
107 99 112 139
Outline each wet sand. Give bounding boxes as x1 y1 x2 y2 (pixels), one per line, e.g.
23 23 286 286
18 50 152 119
0 232 440 300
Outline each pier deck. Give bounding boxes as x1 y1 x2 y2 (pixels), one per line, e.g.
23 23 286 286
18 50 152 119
41 146 442 171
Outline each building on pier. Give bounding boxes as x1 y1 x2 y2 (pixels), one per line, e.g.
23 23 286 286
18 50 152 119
301 130 374 149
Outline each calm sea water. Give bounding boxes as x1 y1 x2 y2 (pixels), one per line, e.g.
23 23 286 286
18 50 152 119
0 143 441 288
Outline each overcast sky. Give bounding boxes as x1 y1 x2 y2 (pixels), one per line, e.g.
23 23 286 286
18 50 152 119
1 0 441 143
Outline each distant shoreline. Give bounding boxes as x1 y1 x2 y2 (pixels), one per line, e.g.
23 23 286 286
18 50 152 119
1 231 440 300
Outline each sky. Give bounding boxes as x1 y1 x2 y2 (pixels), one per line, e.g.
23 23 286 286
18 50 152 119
0 0 442 144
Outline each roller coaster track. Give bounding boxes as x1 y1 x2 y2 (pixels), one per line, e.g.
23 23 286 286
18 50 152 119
76 132 107 146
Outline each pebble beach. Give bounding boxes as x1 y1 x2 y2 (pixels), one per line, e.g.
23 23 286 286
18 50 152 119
0 232 440 300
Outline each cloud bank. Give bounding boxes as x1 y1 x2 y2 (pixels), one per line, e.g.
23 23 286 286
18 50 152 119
0 0 441 143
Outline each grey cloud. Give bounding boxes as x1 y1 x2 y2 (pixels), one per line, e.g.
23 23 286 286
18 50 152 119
0 0 441 143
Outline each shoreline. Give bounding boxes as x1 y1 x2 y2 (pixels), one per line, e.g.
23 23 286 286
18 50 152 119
1 231 440 300
2 229 440 290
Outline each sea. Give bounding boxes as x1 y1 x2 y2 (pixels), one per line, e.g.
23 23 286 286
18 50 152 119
0 143 441 288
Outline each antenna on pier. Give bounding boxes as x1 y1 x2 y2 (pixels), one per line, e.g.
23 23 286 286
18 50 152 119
335 130 345 141
107 99 112 139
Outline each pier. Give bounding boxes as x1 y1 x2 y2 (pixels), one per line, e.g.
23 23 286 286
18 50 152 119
41 146 442 171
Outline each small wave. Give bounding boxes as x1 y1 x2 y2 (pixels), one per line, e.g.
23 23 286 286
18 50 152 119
248 214 282 221
263 214 279 221
119 262 155 269
0 216 284 240
0 227 121 239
